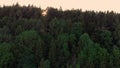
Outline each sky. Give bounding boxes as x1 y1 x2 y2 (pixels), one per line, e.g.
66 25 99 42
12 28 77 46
0 0 120 13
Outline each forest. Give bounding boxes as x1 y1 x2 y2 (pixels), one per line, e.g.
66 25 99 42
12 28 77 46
0 4 120 68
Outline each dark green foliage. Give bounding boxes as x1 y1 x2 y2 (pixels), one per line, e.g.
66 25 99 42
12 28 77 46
112 46 120 68
0 43 14 68
0 4 42 19
17 53 36 68
39 59 50 68
0 5 120 68
100 30 113 51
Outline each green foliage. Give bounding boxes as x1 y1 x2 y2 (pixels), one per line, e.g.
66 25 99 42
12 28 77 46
49 40 57 64
0 43 14 68
100 30 113 51
17 53 37 68
76 63 80 68
39 59 50 68
49 18 67 36
16 30 39 46
78 33 109 68
70 22 83 37
112 47 120 68
0 5 120 68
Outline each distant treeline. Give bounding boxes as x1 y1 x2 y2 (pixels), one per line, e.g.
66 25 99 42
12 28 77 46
0 4 120 68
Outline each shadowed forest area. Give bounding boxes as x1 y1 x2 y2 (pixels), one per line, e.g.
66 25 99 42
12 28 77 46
1 4 120 68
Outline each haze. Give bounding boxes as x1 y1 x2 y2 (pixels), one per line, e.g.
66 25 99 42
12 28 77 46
0 0 120 12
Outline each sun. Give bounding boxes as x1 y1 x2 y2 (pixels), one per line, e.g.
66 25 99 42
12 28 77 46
42 9 47 16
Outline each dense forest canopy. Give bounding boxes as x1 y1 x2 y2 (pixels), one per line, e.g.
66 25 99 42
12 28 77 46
0 4 120 68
